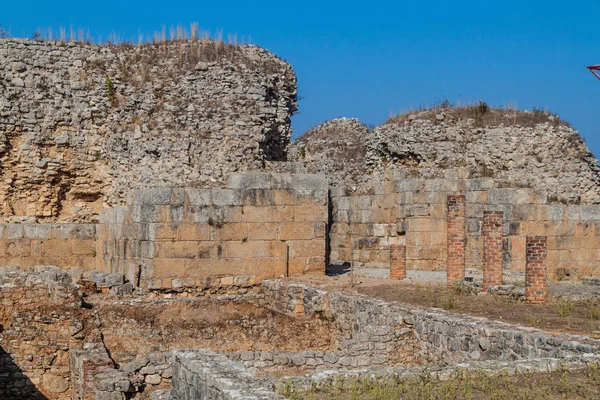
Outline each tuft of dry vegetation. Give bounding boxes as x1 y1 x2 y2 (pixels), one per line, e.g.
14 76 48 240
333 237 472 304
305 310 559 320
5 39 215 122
281 363 600 399
386 100 572 129
27 23 252 47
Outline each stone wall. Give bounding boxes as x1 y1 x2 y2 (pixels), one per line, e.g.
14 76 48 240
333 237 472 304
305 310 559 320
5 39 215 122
98 172 328 289
0 38 297 222
171 350 283 400
0 223 97 270
260 281 600 365
331 169 600 281
0 267 90 399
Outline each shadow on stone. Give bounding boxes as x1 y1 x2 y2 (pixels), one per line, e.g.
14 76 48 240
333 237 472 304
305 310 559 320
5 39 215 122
0 341 48 399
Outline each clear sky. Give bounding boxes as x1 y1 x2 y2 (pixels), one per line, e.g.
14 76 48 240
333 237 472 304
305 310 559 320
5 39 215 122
3 0 599 155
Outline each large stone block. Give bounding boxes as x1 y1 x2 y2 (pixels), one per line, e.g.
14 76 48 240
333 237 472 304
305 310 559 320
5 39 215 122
213 223 249 241
7 224 24 240
149 223 178 240
246 223 279 240
211 189 240 206
279 223 315 240
177 224 211 241
72 240 96 256
132 188 173 205
221 241 270 258
287 239 326 258
23 224 51 239
228 172 273 190
292 174 328 191
241 206 273 223
184 189 211 206
40 239 72 257
239 189 276 206
152 258 188 278
51 224 77 239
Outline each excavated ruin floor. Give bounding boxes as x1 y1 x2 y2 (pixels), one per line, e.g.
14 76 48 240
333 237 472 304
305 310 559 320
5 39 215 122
287 274 600 339
88 295 337 367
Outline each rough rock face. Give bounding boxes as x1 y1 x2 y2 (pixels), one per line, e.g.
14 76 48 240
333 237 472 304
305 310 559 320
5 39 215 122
371 108 600 203
288 118 370 188
291 108 600 203
0 38 297 221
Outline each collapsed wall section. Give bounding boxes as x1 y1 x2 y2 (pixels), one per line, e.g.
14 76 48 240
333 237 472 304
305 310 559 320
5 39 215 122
0 38 297 222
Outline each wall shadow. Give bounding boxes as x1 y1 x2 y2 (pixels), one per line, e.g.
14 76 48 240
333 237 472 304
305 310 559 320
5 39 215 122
0 341 49 399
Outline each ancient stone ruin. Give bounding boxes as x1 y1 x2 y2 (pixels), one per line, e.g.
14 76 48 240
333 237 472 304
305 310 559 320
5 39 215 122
3 36 600 399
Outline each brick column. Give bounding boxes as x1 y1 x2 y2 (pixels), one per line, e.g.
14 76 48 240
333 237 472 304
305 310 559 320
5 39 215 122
446 195 466 286
526 236 547 304
390 244 406 280
482 211 503 291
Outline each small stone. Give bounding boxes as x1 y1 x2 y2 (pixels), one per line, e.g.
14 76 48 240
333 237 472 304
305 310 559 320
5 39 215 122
145 374 162 385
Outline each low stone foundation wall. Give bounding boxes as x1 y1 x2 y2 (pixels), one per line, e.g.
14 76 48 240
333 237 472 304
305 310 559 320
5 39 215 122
170 349 600 400
260 280 600 365
171 350 283 400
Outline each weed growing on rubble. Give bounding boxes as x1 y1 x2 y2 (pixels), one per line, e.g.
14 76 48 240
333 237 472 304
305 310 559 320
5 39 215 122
555 299 574 318
590 306 600 321
105 75 118 107
434 293 460 310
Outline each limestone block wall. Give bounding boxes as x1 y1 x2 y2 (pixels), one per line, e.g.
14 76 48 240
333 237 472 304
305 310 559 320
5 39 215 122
331 169 600 280
98 173 328 289
0 223 98 270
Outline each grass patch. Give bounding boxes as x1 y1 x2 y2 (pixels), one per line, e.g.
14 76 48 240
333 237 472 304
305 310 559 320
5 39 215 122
555 299 574 318
279 363 600 399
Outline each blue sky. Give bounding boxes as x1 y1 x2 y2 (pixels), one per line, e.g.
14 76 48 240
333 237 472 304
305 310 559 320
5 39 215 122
3 1 599 155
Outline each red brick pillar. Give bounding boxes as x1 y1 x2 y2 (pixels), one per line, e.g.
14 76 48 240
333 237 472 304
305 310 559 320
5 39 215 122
446 195 466 286
390 244 406 280
482 211 503 291
526 236 547 304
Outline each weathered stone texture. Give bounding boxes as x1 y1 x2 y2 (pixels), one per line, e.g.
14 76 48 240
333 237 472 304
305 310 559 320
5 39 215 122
371 111 600 203
288 118 370 188
98 173 328 289
0 38 297 222
0 223 98 270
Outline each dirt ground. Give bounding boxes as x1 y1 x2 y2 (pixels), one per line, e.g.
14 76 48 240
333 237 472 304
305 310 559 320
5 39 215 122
94 298 336 365
286 274 600 339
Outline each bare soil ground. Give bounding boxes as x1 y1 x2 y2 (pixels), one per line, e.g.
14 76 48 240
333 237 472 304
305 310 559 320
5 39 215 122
287 274 600 339
285 364 600 400
94 299 336 365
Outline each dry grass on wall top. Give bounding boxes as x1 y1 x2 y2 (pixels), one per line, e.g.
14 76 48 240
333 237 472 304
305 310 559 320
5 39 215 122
387 101 573 129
